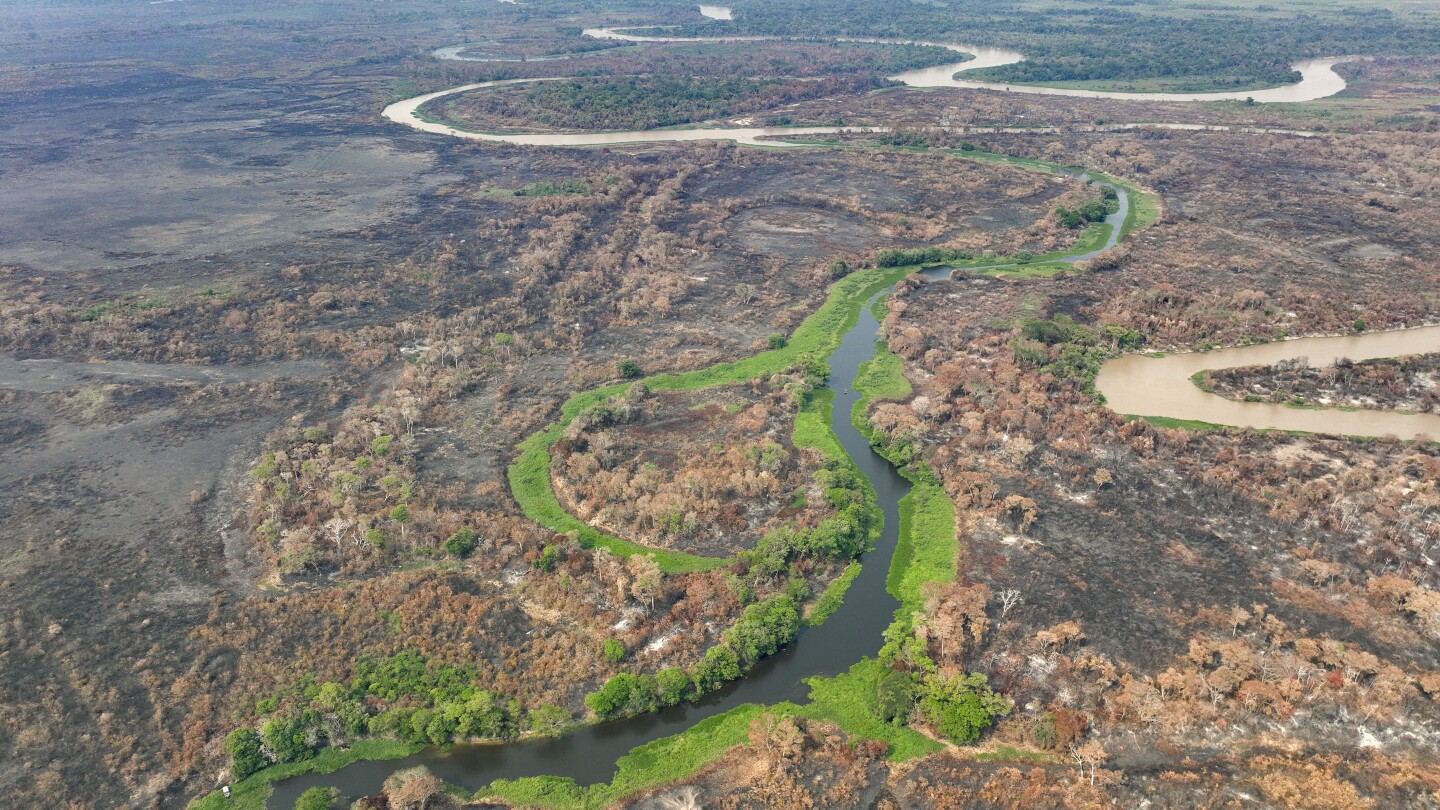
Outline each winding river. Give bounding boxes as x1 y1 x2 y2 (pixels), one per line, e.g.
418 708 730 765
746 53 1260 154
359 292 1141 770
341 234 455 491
268 285 917 809
390 32 1347 147
264 153 1130 808
578 26 1350 103
258 17 1403 809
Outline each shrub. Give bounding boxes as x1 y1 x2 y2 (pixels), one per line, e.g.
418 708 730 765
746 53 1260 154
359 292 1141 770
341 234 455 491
531 544 559 572
617 358 642 378
444 528 479 558
768 333 788 349
602 638 626 664
293 786 342 810
526 705 572 736
583 672 665 719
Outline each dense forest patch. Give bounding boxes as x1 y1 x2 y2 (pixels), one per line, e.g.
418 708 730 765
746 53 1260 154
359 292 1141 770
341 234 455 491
433 74 889 131
694 0 1439 89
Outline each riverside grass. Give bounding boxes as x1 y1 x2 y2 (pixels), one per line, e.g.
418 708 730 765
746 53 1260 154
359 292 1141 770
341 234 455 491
479 658 942 810
849 335 958 625
189 740 421 810
479 706 765 810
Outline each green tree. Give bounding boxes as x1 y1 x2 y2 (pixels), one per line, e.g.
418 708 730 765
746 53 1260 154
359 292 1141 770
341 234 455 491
768 333 788 350
372 435 394 456
692 645 742 694
223 728 268 779
444 527 479 558
917 672 1011 744
585 673 637 717
389 503 410 543
602 638 625 664
655 667 692 706
876 669 917 723
616 358 642 378
261 714 315 764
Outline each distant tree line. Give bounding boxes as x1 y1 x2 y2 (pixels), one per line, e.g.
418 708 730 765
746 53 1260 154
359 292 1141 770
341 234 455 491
442 74 894 130
681 0 1439 88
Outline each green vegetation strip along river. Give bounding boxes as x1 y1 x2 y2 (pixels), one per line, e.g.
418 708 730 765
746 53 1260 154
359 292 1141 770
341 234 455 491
233 142 1154 809
230 25 1204 808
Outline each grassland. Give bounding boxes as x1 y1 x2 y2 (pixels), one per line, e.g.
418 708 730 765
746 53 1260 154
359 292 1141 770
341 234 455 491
886 481 959 623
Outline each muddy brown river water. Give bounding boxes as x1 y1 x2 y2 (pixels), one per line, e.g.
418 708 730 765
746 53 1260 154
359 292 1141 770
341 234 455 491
1097 327 1440 439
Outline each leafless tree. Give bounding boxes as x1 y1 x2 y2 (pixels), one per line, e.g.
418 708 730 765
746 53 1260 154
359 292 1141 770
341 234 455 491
997 588 1023 618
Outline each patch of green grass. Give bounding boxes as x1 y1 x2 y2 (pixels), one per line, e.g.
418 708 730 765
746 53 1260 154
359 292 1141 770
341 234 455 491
886 481 958 622
62 387 108 420
72 295 168 322
187 740 420 810
1089 169 1162 236
806 562 861 626
853 341 913 402
1127 414 1235 431
776 659 941 761
513 180 594 197
796 386 882 535
1067 221 1113 255
793 388 846 461
479 705 765 810
970 261 1074 279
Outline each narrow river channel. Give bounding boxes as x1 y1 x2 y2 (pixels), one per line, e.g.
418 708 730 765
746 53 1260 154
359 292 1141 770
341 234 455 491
268 291 914 807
